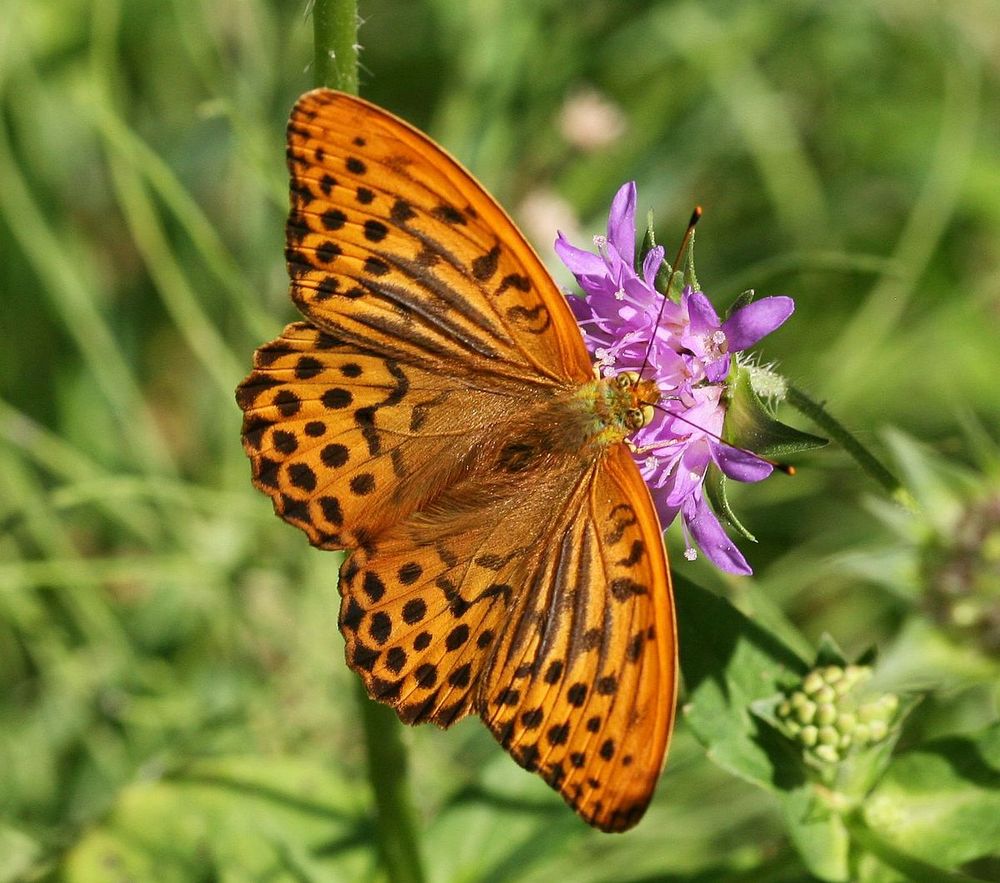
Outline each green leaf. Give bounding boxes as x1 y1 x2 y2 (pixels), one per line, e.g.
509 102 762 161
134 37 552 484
61 756 370 882
725 367 828 458
860 722 1000 873
0 825 40 883
676 575 810 791
781 786 851 882
814 633 851 668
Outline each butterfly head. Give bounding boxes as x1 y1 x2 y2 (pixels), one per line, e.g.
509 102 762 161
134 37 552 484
615 370 660 432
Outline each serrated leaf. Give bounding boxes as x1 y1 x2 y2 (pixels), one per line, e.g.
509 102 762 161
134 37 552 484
861 722 1000 872
814 634 851 667
704 463 757 542
676 575 810 791
725 367 828 457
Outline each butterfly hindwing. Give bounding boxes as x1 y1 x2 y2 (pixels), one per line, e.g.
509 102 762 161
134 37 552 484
478 444 676 833
285 90 593 387
336 439 676 831
336 462 587 728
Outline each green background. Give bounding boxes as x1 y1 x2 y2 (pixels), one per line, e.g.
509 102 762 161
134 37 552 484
2 0 998 880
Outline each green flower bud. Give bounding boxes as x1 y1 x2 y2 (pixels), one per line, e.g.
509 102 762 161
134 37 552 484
921 492 1000 656
802 671 825 696
823 665 844 684
818 725 839 746
775 661 900 768
814 685 836 704
836 712 857 733
796 699 817 725
815 703 837 726
814 745 840 763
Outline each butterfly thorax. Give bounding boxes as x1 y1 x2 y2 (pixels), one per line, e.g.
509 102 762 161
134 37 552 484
568 372 661 450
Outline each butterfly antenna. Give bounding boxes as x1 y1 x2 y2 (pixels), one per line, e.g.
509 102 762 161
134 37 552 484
635 205 702 384
650 402 796 474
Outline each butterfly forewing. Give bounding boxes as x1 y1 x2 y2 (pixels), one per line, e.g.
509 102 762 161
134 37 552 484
238 321 551 549
285 90 593 386
238 88 678 832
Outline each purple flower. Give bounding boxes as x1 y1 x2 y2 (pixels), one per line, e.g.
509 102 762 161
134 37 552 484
557 182 794 574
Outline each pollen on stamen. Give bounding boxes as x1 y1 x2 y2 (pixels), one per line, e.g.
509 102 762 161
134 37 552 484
614 287 626 300
684 547 698 562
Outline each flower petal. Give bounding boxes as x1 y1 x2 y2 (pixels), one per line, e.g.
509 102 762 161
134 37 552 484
555 232 608 278
722 296 795 351
642 245 665 288
711 442 774 482
682 493 753 575
684 289 721 335
607 182 636 266
704 354 731 383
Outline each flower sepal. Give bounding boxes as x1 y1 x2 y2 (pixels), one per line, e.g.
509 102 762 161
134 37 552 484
638 209 699 300
704 463 757 543
724 364 828 459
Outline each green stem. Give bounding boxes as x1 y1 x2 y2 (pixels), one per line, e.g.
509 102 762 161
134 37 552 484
786 384 902 497
312 0 359 93
355 681 426 883
308 11 424 881
844 811 989 883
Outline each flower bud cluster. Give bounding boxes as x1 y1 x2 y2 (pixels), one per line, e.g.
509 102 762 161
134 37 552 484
776 665 898 764
922 493 1000 655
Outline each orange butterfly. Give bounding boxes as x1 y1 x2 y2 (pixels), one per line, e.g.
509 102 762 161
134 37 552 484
236 89 676 832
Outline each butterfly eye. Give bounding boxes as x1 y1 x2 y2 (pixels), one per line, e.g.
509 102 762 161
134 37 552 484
616 373 632 390
627 408 645 430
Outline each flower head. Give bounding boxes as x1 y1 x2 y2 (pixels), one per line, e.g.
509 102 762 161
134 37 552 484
557 182 794 574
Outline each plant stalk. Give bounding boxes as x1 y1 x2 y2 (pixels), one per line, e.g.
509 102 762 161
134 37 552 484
312 0 359 93
786 384 902 497
310 8 425 881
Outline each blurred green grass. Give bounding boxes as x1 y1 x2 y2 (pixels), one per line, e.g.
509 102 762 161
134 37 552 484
1 0 999 879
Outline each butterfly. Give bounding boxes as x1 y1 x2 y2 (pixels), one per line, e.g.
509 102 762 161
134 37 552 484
236 89 677 832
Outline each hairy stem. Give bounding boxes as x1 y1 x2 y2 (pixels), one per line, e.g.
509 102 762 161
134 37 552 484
312 0 359 92
786 384 901 497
